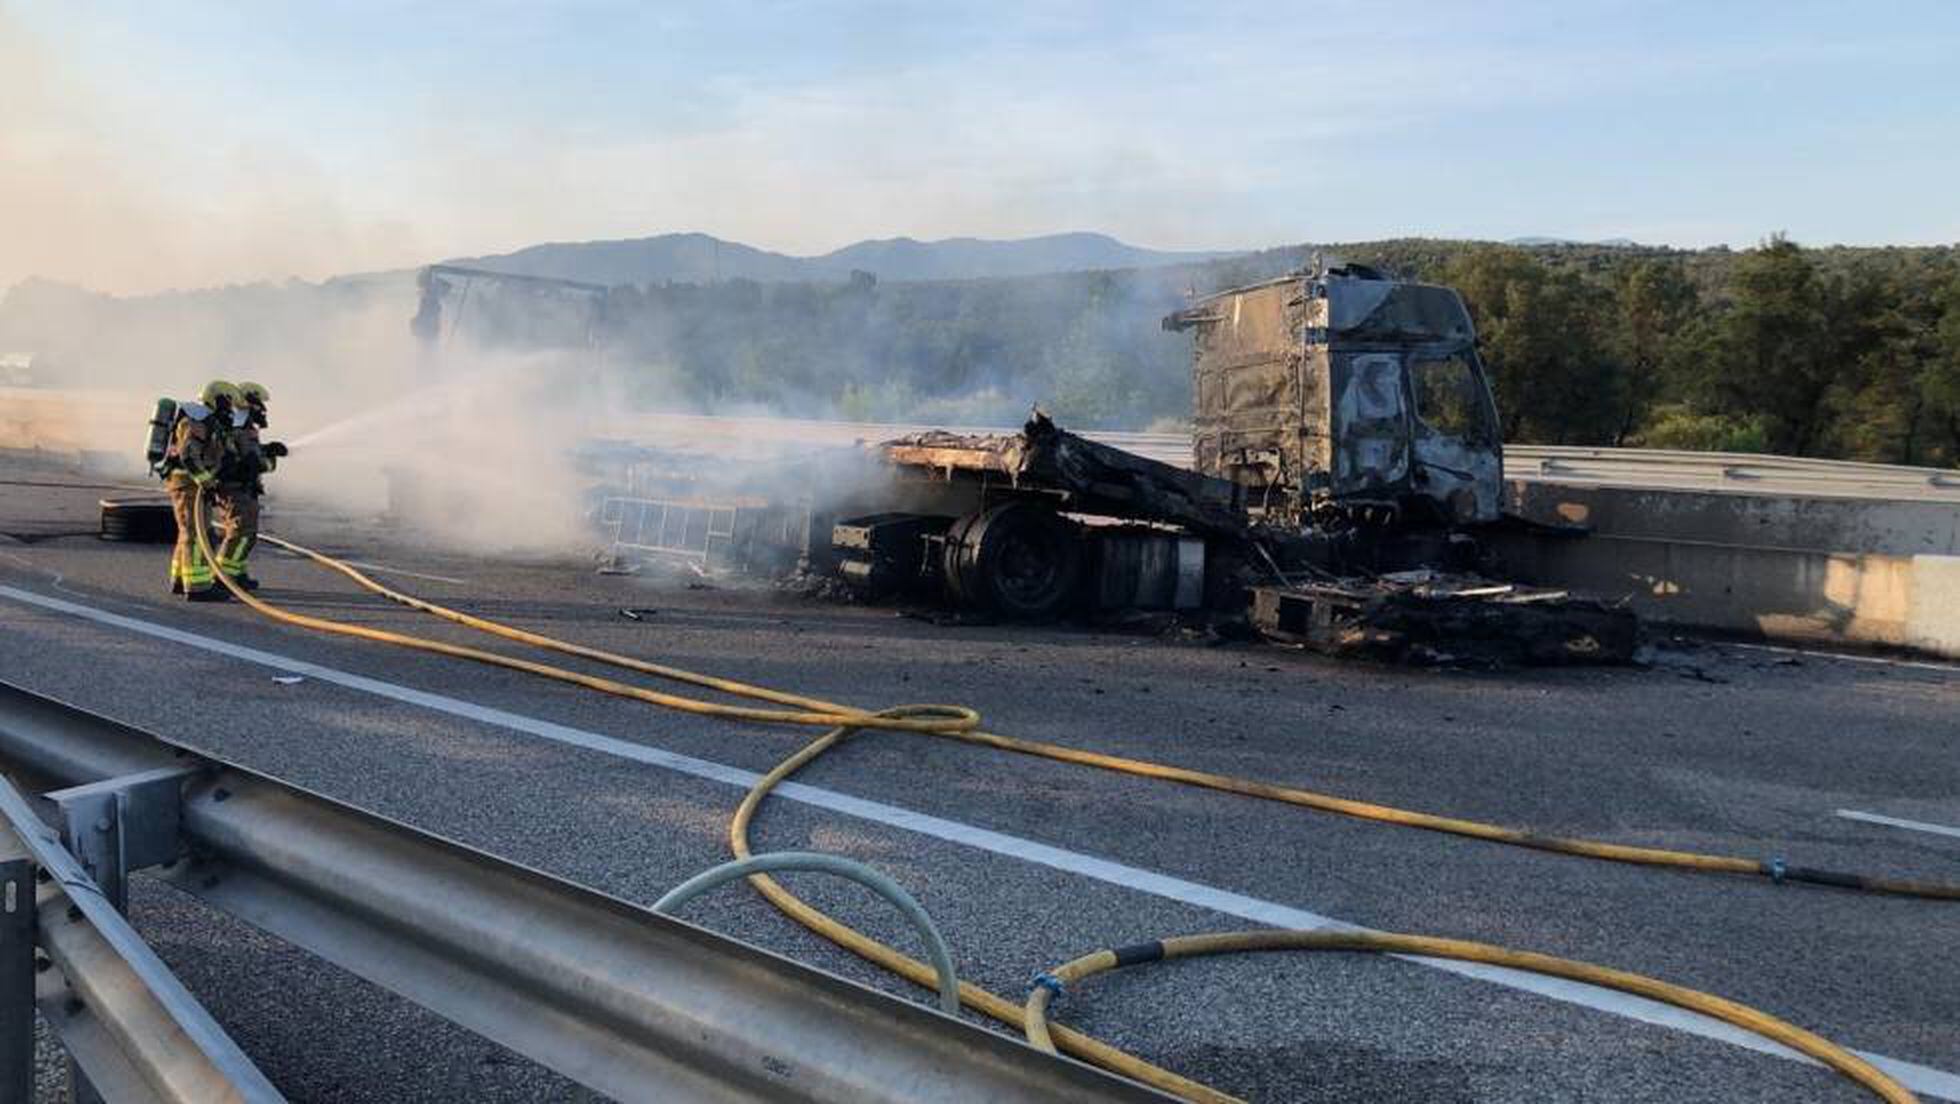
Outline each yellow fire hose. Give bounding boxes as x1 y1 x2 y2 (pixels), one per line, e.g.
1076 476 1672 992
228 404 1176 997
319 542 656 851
186 503 1219 1096
1022 930 1916 1104
251 527 1960 903
726 713 1237 1102
185 505 972 734
177 511 1926 1100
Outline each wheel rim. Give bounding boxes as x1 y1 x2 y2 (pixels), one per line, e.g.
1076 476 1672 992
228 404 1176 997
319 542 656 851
994 527 1066 608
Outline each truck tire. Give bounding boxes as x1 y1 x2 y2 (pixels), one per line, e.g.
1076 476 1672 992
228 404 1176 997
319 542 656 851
99 496 176 543
942 501 1082 619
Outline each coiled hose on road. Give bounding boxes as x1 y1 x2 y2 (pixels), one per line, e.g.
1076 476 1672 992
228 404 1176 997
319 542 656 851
718 708 1925 1103
178 506 1926 1101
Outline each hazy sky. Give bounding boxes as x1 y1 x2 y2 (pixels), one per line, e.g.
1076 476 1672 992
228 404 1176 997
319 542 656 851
6 1 1958 294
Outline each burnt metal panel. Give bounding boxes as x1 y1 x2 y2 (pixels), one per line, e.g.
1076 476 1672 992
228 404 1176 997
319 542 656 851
1185 279 1318 516
876 416 1248 539
1251 576 1636 665
1330 353 1412 497
1173 272 1499 524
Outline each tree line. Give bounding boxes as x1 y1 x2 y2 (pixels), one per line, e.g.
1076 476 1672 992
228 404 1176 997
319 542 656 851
1413 237 1960 465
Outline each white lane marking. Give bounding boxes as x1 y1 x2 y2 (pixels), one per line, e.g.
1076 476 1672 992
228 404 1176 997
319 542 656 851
1729 640 1960 675
2 582 1956 1101
268 550 469 587
1837 809 1960 841
0 550 147 610
342 561 469 586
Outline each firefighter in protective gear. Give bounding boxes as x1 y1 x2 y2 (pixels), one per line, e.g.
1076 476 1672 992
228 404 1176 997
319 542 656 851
214 380 284 590
163 380 241 600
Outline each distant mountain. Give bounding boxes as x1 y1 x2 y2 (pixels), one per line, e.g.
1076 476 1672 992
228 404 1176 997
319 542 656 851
815 233 1231 281
446 231 1233 286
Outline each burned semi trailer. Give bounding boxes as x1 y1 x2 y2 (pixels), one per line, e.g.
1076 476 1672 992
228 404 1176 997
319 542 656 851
832 414 1245 617
833 265 1509 609
581 264 1632 662
819 265 1632 662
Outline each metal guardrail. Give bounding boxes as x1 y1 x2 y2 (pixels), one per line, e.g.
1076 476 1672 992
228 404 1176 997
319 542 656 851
0 775 281 1103
614 413 1960 504
0 679 1164 1103
1504 445 1960 503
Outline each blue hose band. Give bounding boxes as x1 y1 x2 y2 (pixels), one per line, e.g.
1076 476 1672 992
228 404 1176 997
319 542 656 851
1031 972 1067 999
1767 857 1788 883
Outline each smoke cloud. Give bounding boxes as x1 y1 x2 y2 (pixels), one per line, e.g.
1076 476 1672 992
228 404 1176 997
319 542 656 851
0 14 430 296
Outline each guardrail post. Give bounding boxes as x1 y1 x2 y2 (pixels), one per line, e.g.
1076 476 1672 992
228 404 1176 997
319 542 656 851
0 771 284 1103
0 832 33 1103
47 767 196 914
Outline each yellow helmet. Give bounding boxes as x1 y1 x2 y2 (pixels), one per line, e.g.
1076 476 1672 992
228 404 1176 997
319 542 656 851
198 379 243 409
236 380 270 406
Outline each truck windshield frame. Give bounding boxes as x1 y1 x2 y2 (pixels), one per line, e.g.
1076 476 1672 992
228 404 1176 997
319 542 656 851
1408 346 1499 447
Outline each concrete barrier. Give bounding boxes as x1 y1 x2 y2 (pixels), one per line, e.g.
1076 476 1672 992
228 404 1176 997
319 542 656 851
1501 481 1960 658
1508 480 1960 557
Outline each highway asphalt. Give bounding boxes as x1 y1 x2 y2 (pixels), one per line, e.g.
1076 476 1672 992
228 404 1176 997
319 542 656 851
1 455 1957 1103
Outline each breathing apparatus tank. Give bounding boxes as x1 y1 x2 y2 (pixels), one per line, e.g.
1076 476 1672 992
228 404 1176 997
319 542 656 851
145 397 179 475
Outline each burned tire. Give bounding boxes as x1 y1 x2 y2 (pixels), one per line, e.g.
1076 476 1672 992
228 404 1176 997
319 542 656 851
942 501 1082 619
99 495 176 543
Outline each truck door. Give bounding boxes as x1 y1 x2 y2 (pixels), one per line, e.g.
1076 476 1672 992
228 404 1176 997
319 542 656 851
1406 351 1503 523
1330 353 1411 498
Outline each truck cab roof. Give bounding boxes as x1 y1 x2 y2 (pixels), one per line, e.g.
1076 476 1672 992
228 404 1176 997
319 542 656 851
1165 268 1475 348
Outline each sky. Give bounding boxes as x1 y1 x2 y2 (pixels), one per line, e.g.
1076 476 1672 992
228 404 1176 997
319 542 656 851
5 0 1959 295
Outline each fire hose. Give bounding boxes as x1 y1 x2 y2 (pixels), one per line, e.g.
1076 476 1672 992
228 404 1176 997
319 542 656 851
1023 931 1915 1104
653 850 962 1015
251 524 1958 902
180 500 1924 1100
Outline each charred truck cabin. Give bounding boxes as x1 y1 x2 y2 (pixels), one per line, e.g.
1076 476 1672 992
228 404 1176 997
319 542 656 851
1174 264 1501 533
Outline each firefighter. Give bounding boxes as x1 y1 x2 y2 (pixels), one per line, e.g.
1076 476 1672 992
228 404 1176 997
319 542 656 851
163 380 241 601
214 380 286 590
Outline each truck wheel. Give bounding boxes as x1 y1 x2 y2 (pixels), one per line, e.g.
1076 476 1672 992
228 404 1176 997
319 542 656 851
99 496 176 543
942 502 1082 619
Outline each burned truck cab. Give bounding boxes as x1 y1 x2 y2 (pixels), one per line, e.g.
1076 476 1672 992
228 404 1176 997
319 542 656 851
1166 265 1503 531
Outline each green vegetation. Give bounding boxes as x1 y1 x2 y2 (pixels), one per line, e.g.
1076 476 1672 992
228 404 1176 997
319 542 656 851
585 236 1960 466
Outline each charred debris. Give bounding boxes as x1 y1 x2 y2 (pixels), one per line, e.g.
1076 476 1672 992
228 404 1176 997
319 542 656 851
583 264 1636 666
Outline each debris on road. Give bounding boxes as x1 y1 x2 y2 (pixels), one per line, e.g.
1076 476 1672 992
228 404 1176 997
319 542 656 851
593 554 641 576
1251 571 1638 666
